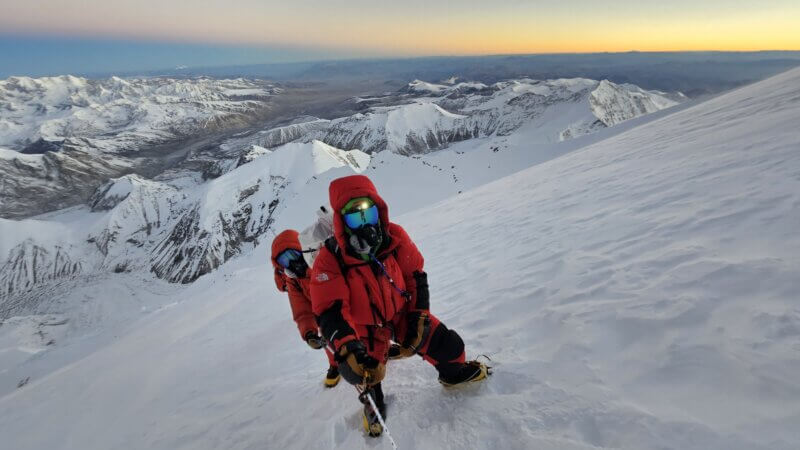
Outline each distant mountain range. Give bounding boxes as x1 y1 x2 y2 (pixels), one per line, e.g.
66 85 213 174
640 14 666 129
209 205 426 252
0 73 683 311
233 77 682 154
133 51 800 97
0 76 279 218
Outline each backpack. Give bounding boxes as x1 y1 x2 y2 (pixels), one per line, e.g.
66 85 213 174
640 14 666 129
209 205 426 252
298 206 335 268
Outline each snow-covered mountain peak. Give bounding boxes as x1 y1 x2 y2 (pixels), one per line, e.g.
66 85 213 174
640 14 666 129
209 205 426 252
196 139 369 228
383 102 466 141
260 76 684 155
261 139 369 179
148 140 369 283
407 79 489 95
407 79 449 94
89 174 156 212
0 75 279 152
1 135 374 295
589 79 680 126
0 75 284 219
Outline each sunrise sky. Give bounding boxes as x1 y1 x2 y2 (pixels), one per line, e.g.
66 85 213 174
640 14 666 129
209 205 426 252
1 0 799 75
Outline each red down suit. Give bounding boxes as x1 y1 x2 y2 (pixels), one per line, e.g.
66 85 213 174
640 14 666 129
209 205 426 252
310 175 466 368
271 229 335 367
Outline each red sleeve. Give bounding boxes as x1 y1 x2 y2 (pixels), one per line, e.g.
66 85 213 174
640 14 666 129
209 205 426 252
390 223 424 287
274 269 287 292
310 246 357 348
287 280 317 340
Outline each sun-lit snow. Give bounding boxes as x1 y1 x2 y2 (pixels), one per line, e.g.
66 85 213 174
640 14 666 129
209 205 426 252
0 147 43 164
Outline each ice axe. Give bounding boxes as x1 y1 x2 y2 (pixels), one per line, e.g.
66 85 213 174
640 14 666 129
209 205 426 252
357 374 397 450
325 334 398 448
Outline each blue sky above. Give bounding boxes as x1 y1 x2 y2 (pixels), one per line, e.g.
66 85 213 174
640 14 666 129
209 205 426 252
0 33 366 78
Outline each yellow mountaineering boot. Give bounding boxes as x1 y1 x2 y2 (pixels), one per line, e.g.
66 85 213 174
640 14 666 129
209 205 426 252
324 365 341 388
360 383 386 437
362 408 383 437
438 360 490 387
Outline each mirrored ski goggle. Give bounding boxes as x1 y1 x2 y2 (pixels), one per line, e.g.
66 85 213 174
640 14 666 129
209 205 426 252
276 248 303 268
342 204 379 230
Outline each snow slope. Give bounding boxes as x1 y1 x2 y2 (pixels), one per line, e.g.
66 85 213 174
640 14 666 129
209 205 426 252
2 69 799 449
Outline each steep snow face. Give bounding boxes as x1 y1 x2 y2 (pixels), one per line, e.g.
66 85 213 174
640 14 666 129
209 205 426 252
0 75 278 152
0 143 136 219
252 77 680 155
86 175 178 272
407 79 450 93
240 118 331 150
394 68 800 450
0 241 82 309
0 68 797 450
89 174 162 212
407 79 489 95
319 102 473 155
0 147 43 164
0 217 87 314
150 140 370 284
435 77 679 139
589 79 679 126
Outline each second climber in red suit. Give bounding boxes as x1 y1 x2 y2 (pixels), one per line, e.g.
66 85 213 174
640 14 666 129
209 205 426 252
272 229 340 388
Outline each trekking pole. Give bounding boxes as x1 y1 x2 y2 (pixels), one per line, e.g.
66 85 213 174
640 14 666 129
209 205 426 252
358 383 398 450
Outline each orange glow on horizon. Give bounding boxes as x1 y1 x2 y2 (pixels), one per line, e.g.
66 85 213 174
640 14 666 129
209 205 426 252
1 1 798 56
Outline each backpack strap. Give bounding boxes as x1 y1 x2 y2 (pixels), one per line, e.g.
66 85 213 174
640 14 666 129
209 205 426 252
288 277 302 292
324 236 349 277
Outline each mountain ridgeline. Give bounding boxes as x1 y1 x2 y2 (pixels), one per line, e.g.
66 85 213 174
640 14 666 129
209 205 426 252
0 75 683 315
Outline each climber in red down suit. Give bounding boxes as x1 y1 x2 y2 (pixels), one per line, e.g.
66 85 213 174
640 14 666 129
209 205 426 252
271 229 340 388
310 174 488 436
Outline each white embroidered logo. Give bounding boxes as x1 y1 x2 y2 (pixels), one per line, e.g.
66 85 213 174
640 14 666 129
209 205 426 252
316 272 330 282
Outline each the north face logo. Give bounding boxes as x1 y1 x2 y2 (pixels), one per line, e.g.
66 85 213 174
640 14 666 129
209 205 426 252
316 272 330 282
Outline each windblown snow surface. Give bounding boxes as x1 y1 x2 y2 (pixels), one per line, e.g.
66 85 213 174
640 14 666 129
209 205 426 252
1 69 799 450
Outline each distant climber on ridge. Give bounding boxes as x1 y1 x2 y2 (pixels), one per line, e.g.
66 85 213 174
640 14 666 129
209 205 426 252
271 230 341 388
310 174 489 437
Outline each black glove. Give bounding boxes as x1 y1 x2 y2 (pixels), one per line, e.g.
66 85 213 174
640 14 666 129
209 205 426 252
399 311 430 357
337 340 384 385
318 300 356 348
304 331 324 350
412 271 430 310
